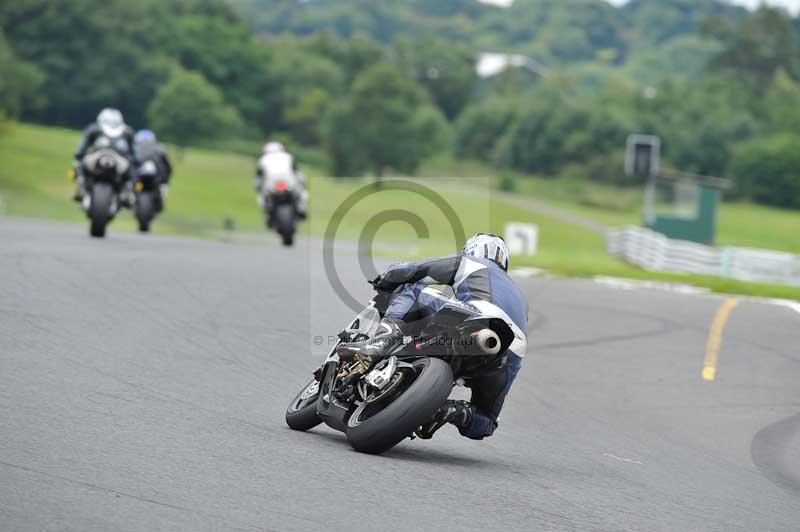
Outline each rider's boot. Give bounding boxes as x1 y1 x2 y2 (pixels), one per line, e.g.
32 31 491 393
296 189 309 220
416 400 474 439
72 175 86 202
120 180 134 208
157 184 168 212
261 194 273 228
337 317 406 361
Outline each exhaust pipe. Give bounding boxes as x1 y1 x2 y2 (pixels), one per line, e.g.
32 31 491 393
475 328 501 355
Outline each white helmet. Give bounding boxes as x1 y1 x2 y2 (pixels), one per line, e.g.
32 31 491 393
463 233 509 271
264 141 285 154
97 108 125 137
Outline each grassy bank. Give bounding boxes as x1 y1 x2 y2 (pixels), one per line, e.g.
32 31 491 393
2 123 799 301
420 155 800 254
509 172 800 254
0 123 268 236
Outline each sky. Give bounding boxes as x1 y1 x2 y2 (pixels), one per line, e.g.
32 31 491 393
479 0 800 13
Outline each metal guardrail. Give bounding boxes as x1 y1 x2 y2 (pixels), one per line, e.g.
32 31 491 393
606 226 800 287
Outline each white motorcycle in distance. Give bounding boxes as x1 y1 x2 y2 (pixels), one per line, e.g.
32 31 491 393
257 165 303 247
77 136 131 238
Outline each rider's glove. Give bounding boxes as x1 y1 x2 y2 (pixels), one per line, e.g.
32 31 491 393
69 161 82 181
369 273 395 292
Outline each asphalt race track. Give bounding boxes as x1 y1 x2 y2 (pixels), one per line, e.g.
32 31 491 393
1 217 799 531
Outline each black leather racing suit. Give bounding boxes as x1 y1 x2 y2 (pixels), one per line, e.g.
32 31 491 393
134 139 172 185
74 123 136 163
375 254 528 439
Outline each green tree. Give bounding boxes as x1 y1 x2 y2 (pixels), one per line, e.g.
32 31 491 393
283 88 331 145
261 44 344 137
0 29 44 125
708 6 799 92
498 91 628 175
632 77 757 177
234 0 486 45
0 0 171 126
322 63 449 177
454 97 518 162
147 67 243 147
392 37 477 120
763 69 800 135
477 0 625 62
730 134 800 207
623 35 723 85
624 0 745 45
167 9 275 126
0 0 270 129
302 33 384 83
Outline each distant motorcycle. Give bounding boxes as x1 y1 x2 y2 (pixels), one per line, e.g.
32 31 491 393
133 160 162 233
285 288 515 455
259 172 301 246
77 136 131 238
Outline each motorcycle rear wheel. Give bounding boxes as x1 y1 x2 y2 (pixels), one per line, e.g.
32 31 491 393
274 204 296 246
346 357 453 455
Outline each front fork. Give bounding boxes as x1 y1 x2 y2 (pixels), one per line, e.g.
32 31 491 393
315 359 349 432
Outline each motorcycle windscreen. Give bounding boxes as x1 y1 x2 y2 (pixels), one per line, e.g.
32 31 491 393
138 160 158 177
344 304 380 341
82 149 130 177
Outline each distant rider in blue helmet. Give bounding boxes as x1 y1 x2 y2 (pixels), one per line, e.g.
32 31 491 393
133 129 173 210
338 233 528 441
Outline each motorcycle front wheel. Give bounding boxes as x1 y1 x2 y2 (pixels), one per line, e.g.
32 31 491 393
345 357 453 455
135 190 155 233
89 183 114 238
285 378 322 431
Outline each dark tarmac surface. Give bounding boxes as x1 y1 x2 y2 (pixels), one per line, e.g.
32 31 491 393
1 218 799 531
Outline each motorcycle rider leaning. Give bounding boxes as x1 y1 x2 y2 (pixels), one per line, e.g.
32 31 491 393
253 141 309 220
338 233 528 440
73 108 136 204
133 129 172 208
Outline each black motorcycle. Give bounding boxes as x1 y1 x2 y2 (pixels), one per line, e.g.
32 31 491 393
261 177 299 246
285 289 514 455
133 160 162 233
79 137 131 238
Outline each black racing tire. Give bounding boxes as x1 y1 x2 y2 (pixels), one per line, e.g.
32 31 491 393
275 204 296 246
135 191 155 233
285 379 322 431
346 358 453 455
89 183 113 238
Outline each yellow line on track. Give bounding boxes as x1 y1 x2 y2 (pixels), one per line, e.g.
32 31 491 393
702 298 739 381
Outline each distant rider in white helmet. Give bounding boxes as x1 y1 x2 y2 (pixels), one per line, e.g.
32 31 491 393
338 233 528 441
73 108 136 204
253 141 308 219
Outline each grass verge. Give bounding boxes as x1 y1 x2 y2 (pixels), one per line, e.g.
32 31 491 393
2 123 799 301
